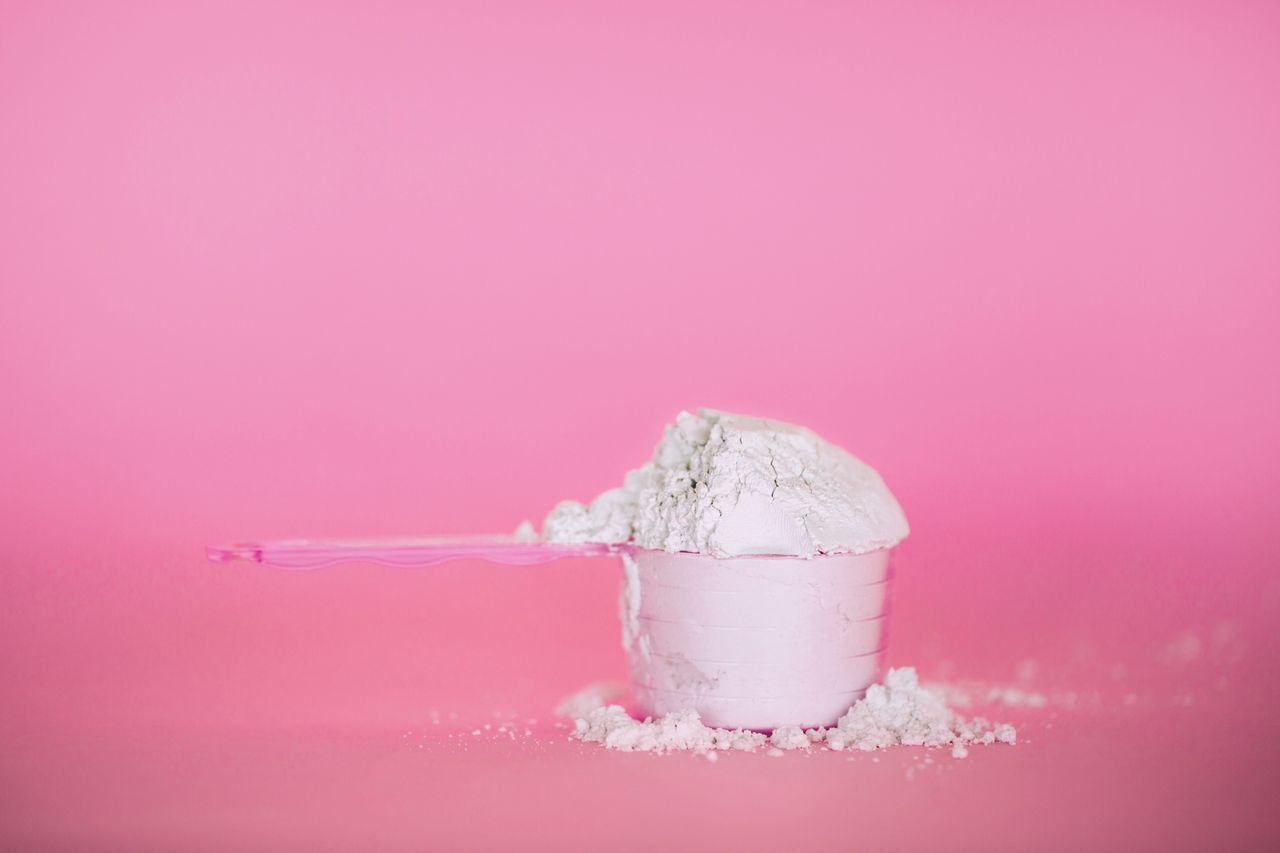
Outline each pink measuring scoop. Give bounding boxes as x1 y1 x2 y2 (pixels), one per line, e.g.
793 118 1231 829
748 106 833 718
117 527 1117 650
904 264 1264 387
206 536 626 570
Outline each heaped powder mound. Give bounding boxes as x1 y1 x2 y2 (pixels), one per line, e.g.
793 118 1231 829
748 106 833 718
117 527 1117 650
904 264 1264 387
543 409 909 558
545 410 1015 754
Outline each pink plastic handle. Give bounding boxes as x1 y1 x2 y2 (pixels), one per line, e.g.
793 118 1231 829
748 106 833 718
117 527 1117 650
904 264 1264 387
205 536 622 569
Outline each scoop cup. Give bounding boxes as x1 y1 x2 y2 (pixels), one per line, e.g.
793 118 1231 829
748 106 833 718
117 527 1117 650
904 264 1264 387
621 548 894 731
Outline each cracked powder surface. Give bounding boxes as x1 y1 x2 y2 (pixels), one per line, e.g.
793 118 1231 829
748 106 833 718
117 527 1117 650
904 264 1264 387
542 409 909 557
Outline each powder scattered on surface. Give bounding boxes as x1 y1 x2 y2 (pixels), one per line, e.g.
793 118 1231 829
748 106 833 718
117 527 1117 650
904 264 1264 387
930 683 1049 710
543 409 909 557
769 726 812 750
822 669 1016 752
554 681 625 720
571 705 769 753
982 687 1048 708
566 668 1016 756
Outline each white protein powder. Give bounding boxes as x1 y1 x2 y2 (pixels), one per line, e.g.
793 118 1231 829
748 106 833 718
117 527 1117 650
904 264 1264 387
568 668 1016 756
543 409 909 558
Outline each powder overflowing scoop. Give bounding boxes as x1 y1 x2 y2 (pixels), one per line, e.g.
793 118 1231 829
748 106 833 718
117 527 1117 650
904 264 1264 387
540 409 918 731
542 409 910 558
204 409 907 569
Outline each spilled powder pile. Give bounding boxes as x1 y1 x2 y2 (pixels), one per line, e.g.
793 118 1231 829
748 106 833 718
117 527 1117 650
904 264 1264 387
569 668 1016 759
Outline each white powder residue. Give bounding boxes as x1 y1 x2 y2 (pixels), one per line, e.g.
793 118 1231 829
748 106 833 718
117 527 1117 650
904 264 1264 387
543 409 909 558
982 686 1048 708
931 682 1049 710
568 668 1016 757
512 520 539 541
1161 630 1203 664
573 705 769 753
554 681 626 720
821 668 1016 752
1160 622 1245 666
769 726 812 750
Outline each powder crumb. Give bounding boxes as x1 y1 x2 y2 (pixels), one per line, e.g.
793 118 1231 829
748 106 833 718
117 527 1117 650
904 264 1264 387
569 668 1017 757
572 705 768 754
555 681 627 719
512 520 539 541
929 681 1051 710
983 686 1047 708
704 750 719 763
1162 630 1203 664
770 726 812 750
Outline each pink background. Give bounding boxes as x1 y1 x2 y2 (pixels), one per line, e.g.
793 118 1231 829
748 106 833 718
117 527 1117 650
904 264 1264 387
2 1 1278 849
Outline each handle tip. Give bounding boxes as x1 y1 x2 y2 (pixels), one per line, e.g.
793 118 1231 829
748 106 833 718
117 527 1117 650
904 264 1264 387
206 543 264 563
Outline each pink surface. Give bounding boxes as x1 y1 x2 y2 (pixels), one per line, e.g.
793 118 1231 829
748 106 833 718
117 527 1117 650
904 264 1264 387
1 1 1278 850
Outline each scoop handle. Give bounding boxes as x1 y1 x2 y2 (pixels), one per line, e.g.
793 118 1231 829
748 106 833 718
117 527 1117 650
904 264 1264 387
205 536 620 569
